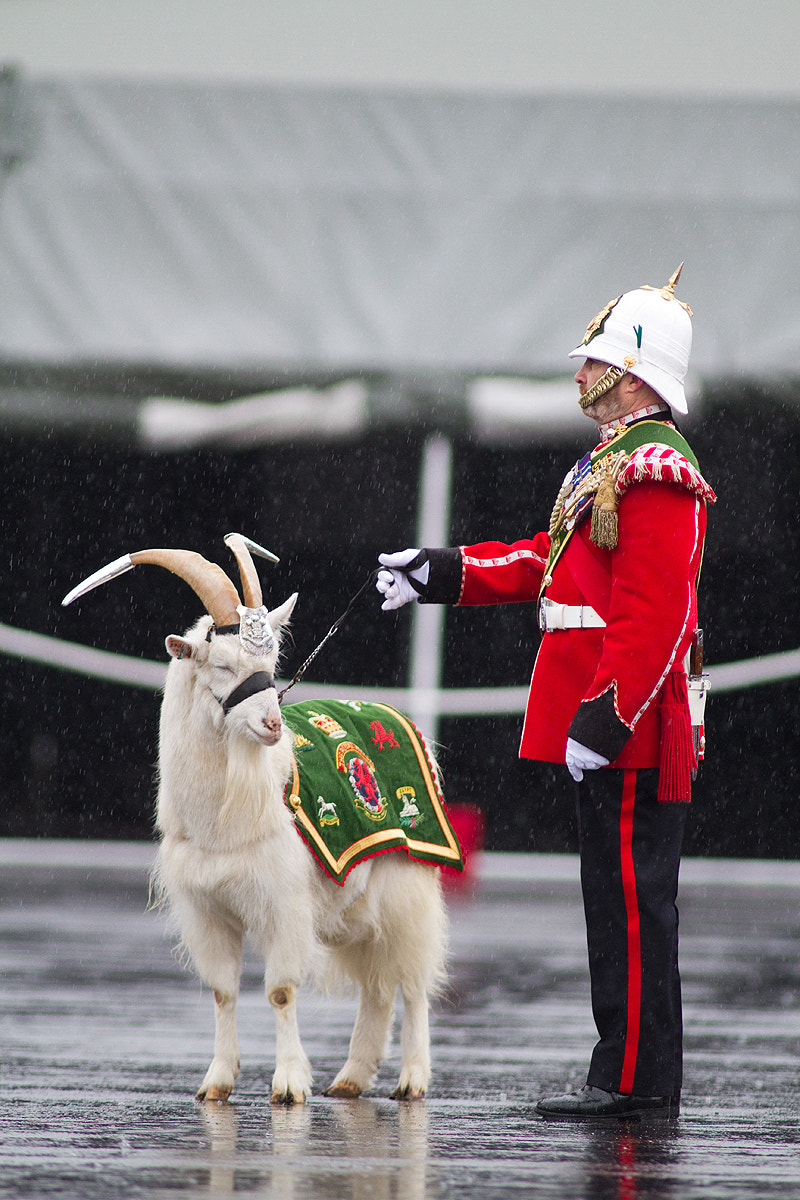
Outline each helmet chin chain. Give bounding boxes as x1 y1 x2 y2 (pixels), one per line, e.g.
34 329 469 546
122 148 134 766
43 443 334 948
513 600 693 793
578 364 627 410
578 349 641 411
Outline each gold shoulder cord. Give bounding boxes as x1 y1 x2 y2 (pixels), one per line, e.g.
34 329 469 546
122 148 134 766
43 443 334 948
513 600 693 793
588 451 630 550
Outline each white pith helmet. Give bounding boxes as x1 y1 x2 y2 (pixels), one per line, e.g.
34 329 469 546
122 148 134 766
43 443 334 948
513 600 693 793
568 265 693 415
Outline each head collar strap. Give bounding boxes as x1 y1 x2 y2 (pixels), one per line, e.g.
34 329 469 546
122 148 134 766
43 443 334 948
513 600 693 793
206 623 240 642
220 670 276 716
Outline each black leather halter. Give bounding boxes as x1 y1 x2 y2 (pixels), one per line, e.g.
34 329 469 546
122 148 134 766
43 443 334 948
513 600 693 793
220 670 276 716
203 622 275 715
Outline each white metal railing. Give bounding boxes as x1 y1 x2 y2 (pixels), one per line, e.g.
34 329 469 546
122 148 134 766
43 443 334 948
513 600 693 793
5 434 795 714
0 620 797 710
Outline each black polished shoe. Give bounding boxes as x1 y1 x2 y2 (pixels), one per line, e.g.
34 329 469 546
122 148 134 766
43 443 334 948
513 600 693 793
535 1084 677 1121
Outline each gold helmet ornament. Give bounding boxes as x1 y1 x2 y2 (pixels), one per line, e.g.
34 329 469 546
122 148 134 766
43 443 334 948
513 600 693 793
569 265 693 415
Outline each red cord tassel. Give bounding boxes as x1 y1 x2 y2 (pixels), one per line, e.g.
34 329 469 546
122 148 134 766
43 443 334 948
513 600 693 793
658 671 696 803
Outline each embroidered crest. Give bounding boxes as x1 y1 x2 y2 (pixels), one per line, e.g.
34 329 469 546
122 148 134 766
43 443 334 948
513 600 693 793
397 786 422 829
582 295 621 345
307 710 347 739
335 741 387 820
292 730 315 752
316 795 339 826
347 756 387 819
370 720 400 750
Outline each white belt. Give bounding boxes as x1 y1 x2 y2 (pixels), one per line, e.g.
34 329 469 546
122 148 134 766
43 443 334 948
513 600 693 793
539 597 607 632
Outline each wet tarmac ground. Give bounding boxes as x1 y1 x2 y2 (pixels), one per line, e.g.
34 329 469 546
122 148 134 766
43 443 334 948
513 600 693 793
2 841 800 1199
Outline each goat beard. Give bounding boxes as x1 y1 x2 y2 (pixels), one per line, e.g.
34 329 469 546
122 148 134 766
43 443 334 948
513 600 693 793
219 734 269 827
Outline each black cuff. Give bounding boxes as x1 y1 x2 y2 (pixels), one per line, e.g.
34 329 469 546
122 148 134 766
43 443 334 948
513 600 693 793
568 690 632 762
419 547 463 605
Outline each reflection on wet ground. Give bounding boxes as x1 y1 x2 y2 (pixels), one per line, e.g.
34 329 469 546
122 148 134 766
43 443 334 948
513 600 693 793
2 841 800 1198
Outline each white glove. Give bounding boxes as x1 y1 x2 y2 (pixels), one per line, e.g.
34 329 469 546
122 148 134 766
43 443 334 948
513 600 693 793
376 549 430 611
566 737 610 782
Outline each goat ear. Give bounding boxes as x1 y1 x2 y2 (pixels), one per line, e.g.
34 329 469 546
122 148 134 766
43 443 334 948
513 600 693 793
267 592 298 633
165 635 195 661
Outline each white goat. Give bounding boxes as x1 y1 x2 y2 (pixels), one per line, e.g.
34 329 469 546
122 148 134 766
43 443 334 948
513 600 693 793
62 534 447 1104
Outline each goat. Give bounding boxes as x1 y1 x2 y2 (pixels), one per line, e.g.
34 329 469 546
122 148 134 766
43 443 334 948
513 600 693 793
62 534 448 1104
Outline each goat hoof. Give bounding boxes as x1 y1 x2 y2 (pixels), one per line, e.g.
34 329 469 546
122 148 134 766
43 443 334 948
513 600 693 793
390 1085 426 1101
197 1084 233 1102
324 1081 363 1099
270 1089 306 1106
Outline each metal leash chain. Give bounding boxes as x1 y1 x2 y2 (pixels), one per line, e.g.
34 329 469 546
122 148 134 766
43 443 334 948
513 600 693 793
277 568 381 704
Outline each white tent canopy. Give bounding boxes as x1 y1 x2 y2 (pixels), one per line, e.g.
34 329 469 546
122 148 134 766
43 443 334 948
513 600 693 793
1 73 798 386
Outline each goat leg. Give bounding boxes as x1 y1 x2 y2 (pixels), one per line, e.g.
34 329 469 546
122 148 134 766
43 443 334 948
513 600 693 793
389 986 431 1101
325 986 394 1099
197 987 241 1102
177 909 243 1103
268 984 313 1104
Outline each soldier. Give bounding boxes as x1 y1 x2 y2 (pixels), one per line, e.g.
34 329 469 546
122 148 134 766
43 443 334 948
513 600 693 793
376 267 715 1120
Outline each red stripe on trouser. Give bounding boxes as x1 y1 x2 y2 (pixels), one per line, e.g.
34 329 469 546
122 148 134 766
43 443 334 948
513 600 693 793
619 769 641 1093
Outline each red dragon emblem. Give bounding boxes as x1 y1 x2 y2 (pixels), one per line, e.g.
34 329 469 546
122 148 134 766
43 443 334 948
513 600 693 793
345 754 387 820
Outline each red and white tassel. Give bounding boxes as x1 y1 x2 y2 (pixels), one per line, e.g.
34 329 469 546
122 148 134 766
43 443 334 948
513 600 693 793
657 672 697 803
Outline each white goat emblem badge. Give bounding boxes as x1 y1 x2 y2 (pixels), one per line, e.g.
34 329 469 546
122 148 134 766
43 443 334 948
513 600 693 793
237 604 276 656
316 795 340 826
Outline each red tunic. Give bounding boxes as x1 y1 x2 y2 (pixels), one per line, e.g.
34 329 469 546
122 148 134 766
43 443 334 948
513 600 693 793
453 461 711 771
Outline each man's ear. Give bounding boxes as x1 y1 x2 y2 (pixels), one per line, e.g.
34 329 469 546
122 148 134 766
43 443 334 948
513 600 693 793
625 374 662 404
165 635 194 660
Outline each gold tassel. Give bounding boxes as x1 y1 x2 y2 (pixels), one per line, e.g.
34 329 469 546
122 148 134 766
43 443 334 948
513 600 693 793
590 470 620 549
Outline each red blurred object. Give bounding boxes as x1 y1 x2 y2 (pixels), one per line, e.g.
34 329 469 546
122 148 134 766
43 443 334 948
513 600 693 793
441 803 485 889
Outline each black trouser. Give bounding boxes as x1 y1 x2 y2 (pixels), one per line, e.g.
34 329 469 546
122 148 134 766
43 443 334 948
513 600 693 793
576 767 687 1098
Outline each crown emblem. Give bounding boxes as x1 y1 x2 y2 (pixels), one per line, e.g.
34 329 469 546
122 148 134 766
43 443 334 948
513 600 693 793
306 710 347 739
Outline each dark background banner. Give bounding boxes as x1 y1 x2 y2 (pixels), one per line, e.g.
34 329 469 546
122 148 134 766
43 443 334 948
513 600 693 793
2 383 797 858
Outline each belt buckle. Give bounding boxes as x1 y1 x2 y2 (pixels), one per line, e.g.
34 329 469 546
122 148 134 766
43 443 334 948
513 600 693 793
539 597 558 632
538 597 552 632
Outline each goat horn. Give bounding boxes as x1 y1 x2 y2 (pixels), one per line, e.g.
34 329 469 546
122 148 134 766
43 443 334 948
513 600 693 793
62 554 137 606
62 547 242 629
224 533 280 610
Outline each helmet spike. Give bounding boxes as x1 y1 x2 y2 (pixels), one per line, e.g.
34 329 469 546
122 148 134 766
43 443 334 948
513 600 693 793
666 263 684 292
639 263 692 315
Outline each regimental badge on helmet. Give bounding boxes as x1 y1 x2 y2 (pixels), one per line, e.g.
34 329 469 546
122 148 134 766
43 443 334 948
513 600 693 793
582 296 622 346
